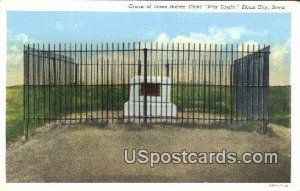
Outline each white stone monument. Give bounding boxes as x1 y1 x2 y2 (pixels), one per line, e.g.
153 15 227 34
124 75 177 122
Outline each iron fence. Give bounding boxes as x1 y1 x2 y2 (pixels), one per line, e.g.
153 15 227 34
23 43 270 139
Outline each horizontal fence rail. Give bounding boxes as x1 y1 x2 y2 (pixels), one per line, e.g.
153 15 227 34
23 43 270 139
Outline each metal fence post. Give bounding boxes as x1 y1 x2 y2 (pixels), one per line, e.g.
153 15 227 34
24 45 29 141
263 46 270 133
143 48 147 123
19 42 272 137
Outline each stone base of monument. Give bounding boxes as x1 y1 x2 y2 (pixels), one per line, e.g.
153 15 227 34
124 117 176 123
124 101 177 122
123 75 177 123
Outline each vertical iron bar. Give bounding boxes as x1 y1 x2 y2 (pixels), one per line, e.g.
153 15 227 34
59 43 62 123
138 42 141 123
166 43 169 122
133 42 136 122
64 44 67 122
252 45 255 123
96 44 102 122
225 44 228 122
230 44 234 124
235 44 239 123
198 44 201 122
53 44 57 122
80 44 83 122
127 43 131 122
117 43 120 120
106 43 109 123
90 44 93 119
122 43 125 122
37 44 40 124
176 43 179 123
23 45 28 140
203 44 207 124
85 44 88 121
27 44 30 138
48 44 51 123
111 43 114 121
143 47 148 123
187 43 190 123
155 42 158 123
101 43 104 121
32 44 36 123
257 45 261 126
219 45 222 121
23 45 26 139
241 44 244 121
69 44 72 122
27 44 30 139
42 44 46 123
74 44 77 122
60 48 64 118
160 43 163 123
192 43 195 123
181 44 184 124
246 44 250 122
150 42 153 123
263 45 270 133
214 44 217 122
262 45 266 130
171 43 174 123
208 44 211 123
96 44 99 121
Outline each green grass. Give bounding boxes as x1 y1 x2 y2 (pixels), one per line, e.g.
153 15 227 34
23 84 232 119
268 86 291 127
6 85 291 142
6 86 24 141
173 85 232 112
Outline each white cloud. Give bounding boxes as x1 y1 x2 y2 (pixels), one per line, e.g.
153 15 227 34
156 27 227 45
19 33 29 42
156 32 170 42
7 33 38 86
155 30 290 85
156 26 267 45
8 33 37 52
7 52 23 86
269 39 290 85
271 39 290 67
14 33 30 44
225 26 250 40
9 45 19 53
5 28 289 86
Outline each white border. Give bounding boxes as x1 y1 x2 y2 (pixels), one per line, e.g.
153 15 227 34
290 1 300 189
3 1 295 12
0 0 7 190
1 1 299 191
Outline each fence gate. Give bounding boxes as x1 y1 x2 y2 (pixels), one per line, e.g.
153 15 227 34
23 43 270 139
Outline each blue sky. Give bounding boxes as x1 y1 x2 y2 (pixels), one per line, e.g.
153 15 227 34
8 12 290 43
7 12 290 85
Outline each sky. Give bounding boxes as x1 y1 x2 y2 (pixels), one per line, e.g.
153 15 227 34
7 12 290 86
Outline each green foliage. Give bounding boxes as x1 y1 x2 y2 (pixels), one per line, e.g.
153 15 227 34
268 86 291 127
6 86 24 141
173 85 232 113
26 85 130 117
6 85 291 142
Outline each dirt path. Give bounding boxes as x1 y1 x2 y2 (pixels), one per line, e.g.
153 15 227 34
6 123 290 182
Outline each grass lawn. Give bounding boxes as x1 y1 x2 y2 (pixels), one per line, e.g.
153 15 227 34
268 86 291 127
6 85 290 142
6 86 24 141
